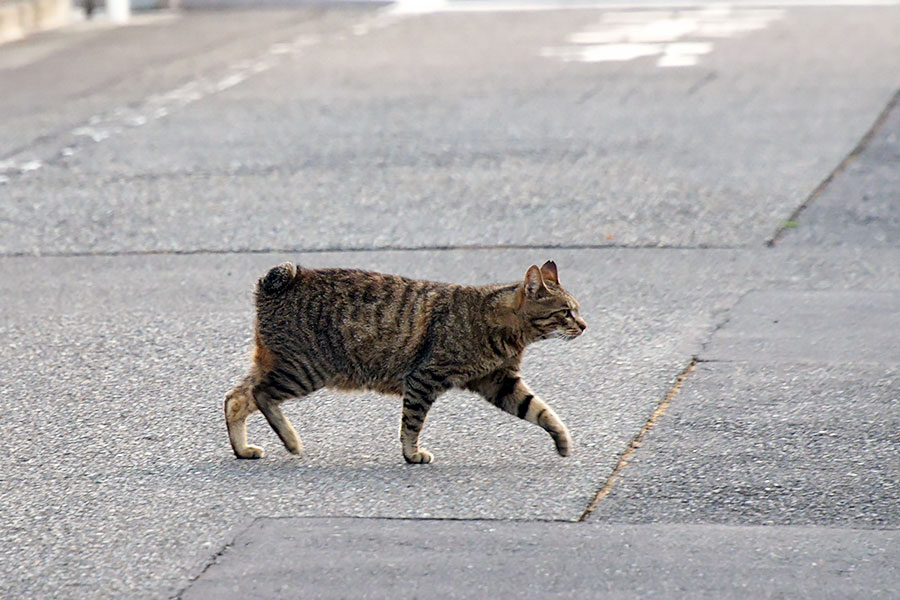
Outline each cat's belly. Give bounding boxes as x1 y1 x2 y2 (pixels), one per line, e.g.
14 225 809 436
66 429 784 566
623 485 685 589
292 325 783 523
329 373 404 396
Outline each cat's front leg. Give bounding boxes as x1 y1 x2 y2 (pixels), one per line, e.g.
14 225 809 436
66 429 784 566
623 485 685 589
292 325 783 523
522 392 572 457
400 374 445 463
469 372 572 456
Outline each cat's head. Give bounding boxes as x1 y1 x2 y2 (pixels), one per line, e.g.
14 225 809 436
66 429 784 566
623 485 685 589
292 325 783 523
519 261 587 341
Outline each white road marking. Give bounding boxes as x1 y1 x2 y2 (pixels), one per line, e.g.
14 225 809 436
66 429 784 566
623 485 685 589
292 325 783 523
0 3 419 185
19 160 42 172
657 41 714 66
542 42 663 62
542 6 784 67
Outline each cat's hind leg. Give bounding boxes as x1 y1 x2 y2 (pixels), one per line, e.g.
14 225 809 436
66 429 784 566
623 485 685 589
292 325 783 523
251 363 323 455
468 370 572 457
252 390 302 456
225 379 265 459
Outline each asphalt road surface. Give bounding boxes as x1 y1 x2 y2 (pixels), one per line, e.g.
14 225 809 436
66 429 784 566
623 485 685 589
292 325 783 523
1 1 898 598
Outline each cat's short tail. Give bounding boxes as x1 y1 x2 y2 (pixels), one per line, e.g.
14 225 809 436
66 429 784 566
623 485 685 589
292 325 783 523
257 262 296 296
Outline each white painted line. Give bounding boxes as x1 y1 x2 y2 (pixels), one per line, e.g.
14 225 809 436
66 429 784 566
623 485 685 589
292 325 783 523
657 41 713 66
19 160 42 172
542 42 664 62
216 72 250 92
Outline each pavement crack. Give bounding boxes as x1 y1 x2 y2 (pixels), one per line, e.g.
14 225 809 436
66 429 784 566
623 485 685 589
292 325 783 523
262 515 580 524
170 517 261 600
578 358 697 522
766 86 900 247
687 70 717 95
696 289 752 358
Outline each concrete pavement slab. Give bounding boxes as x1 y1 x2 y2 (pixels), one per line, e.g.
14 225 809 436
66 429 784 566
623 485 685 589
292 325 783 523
586 361 900 528
587 287 900 527
781 90 900 248
701 290 900 364
2 246 900 597
180 517 900 600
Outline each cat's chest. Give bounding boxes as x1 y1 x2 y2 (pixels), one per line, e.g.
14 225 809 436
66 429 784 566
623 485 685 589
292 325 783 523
465 352 519 381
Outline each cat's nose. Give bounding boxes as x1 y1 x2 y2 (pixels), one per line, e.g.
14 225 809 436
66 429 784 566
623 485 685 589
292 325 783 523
576 318 587 331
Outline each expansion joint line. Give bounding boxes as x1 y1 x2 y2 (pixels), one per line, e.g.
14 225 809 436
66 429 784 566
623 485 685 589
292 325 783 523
766 86 900 247
578 358 697 522
0 243 741 259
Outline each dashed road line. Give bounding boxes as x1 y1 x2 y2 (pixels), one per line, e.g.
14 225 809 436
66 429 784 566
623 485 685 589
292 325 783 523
0 1 419 185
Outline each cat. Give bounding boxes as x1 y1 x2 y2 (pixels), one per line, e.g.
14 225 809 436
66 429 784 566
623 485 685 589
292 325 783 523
224 260 586 463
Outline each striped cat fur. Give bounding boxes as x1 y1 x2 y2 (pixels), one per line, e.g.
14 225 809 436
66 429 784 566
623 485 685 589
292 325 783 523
225 260 586 463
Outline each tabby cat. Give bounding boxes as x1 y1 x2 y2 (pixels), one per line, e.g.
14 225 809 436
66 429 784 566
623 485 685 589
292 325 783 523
225 261 586 463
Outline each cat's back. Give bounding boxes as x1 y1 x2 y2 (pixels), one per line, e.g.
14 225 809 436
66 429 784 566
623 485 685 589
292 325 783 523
252 263 490 389
255 263 471 352
257 263 443 309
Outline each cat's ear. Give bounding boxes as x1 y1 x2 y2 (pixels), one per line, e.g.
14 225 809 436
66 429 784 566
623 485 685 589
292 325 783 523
540 260 559 285
524 265 547 296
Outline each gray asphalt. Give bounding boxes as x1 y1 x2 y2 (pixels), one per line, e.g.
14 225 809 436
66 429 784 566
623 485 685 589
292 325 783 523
1 1 898 598
4 4 900 253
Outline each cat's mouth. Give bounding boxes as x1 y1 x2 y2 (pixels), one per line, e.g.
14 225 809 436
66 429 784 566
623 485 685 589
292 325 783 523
546 330 582 341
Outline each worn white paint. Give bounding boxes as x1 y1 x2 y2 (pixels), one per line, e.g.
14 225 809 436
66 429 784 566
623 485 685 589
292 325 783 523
0 4 417 184
542 42 664 62
657 41 714 67
18 160 42 172
543 6 785 68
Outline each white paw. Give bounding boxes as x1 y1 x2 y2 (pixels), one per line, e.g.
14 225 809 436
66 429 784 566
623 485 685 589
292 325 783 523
236 445 265 459
404 449 434 464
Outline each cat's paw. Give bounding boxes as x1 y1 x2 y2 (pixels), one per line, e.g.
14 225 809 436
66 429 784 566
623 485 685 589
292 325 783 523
236 445 265 459
283 438 303 455
553 431 572 457
404 449 434 464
